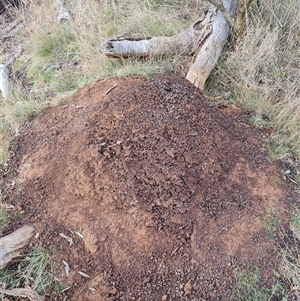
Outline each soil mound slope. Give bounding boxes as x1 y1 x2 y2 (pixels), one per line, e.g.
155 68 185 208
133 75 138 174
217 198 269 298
1 74 287 300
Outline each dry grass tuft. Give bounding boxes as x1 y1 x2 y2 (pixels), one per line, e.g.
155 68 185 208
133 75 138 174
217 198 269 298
206 0 300 160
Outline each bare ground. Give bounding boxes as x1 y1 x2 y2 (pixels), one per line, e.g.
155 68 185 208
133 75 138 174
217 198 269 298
0 73 290 300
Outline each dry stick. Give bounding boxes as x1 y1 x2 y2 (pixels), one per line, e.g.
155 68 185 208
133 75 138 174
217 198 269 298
106 84 117 95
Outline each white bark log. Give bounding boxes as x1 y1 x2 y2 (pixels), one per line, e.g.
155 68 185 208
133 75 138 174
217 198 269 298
0 225 36 269
104 0 238 90
104 11 213 58
57 0 71 22
0 288 42 301
0 64 10 98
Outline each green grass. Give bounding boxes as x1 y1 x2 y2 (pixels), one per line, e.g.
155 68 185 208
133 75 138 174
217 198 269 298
206 0 300 160
231 266 284 301
0 248 54 296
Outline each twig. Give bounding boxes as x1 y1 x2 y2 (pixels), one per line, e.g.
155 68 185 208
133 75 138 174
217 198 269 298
78 271 90 278
287 176 298 185
106 84 117 95
177 218 195 230
72 104 85 109
171 247 180 256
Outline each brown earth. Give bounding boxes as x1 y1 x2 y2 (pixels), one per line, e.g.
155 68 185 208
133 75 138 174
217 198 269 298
1 74 290 300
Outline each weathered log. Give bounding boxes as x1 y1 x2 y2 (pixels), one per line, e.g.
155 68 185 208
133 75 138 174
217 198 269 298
0 288 42 301
104 0 239 90
0 225 36 269
208 0 254 37
0 64 10 98
186 0 238 89
57 0 71 22
104 11 213 59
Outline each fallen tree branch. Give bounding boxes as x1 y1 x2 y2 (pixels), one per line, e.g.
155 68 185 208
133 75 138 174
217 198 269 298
104 0 239 90
0 225 36 269
104 9 213 59
0 287 42 301
57 0 71 22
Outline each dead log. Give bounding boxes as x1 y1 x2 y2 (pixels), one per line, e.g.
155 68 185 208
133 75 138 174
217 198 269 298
0 288 42 301
0 225 36 269
57 0 71 22
104 0 239 90
0 64 10 98
186 0 238 89
104 11 213 59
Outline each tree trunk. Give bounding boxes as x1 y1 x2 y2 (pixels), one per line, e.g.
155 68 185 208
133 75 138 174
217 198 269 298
187 0 238 89
103 0 238 90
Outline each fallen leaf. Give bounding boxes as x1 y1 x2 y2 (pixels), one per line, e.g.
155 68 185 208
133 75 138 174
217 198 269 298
78 271 90 278
59 233 73 245
63 260 70 276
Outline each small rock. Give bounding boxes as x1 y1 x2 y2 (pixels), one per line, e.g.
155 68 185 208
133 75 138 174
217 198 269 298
109 288 118 295
184 280 192 295
162 295 167 301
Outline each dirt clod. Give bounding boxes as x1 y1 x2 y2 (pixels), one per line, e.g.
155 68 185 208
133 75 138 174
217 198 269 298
1 74 289 300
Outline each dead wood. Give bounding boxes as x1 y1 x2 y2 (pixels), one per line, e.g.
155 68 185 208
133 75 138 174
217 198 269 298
104 12 213 59
0 225 36 269
57 0 71 22
186 0 238 89
0 287 42 301
104 0 239 90
0 64 10 98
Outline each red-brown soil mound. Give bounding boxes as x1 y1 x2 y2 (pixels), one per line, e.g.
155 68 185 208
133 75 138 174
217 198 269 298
1 74 288 300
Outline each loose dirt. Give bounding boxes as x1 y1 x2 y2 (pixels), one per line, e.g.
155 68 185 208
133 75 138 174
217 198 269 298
1 74 289 300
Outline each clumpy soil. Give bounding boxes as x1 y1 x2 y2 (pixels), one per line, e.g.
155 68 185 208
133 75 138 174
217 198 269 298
1 74 289 300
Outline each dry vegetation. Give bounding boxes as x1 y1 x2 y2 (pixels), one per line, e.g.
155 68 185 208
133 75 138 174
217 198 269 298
0 0 299 299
